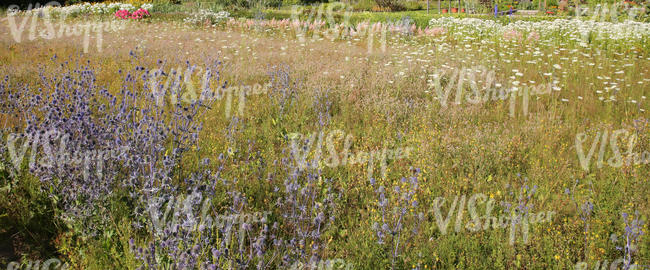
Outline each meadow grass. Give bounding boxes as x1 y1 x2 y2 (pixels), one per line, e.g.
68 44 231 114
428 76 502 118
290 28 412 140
0 11 648 270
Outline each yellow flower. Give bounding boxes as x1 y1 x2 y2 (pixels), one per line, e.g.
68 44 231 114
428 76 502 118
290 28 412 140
554 255 560 260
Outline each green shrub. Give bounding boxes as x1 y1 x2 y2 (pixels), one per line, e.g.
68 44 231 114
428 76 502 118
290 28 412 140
463 0 489 13
517 0 536 10
353 0 377 11
402 0 422 10
375 0 406 11
261 0 283 8
301 0 326 5
282 0 302 6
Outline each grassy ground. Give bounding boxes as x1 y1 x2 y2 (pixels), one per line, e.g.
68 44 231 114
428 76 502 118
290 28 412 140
0 10 649 270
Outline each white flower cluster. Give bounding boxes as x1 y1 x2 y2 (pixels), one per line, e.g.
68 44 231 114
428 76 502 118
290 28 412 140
20 2 153 17
183 10 231 26
428 17 650 45
504 19 650 42
428 17 501 37
141 3 154 11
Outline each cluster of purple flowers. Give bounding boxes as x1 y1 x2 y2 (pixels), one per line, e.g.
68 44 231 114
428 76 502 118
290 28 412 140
132 172 272 269
272 149 339 268
616 211 646 270
371 168 423 268
0 53 221 236
266 65 298 124
499 174 539 245
0 49 357 268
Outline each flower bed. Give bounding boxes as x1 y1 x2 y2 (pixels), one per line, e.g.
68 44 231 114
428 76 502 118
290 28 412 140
115 8 151 20
428 17 650 46
17 2 153 18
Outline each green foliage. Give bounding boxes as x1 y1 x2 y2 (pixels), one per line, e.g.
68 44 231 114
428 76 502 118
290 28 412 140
0 171 62 264
375 0 406 11
545 0 558 8
517 0 536 10
283 0 302 7
402 0 422 10
353 0 377 11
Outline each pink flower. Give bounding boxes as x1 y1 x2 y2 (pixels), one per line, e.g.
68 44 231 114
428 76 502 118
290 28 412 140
291 19 301 29
527 31 540 42
372 22 382 32
130 8 150 20
116 8 150 20
114 9 130 20
422 27 446 36
503 29 523 41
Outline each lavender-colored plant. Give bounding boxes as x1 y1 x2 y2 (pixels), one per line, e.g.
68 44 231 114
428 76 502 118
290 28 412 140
371 168 423 269
312 88 332 130
501 173 538 245
132 65 304 269
0 52 222 236
614 211 646 270
272 161 338 268
212 188 270 269
133 177 271 270
223 116 242 158
266 65 298 124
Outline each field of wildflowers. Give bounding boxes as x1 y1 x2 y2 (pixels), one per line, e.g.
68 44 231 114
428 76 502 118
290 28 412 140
0 1 649 269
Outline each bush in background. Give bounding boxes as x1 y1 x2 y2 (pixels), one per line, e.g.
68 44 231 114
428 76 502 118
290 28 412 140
401 0 421 10
374 0 405 11
352 0 376 10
